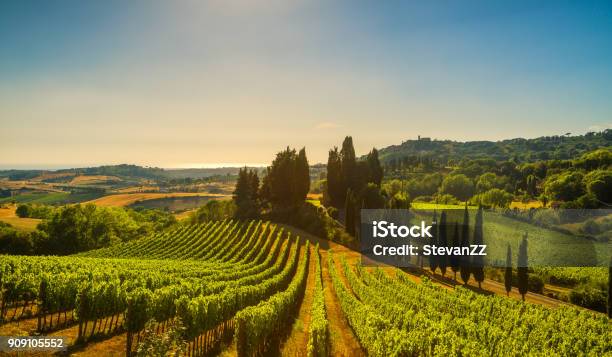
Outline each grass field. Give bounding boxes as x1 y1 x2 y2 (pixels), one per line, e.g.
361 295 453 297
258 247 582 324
411 202 475 209
130 195 220 212
69 175 121 185
407 208 610 267
510 200 544 209
0 205 41 231
86 192 229 207
112 185 160 193
0 191 104 205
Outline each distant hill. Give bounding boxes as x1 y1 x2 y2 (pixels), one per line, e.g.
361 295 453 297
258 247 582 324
0 164 261 181
376 130 612 165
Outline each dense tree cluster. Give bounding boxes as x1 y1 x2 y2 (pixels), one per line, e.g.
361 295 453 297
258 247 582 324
0 221 33 255
229 144 353 245
233 168 260 219
232 147 311 218
0 205 177 255
188 200 236 224
16 203 56 219
259 147 310 210
380 130 612 170
379 147 611 208
323 137 385 237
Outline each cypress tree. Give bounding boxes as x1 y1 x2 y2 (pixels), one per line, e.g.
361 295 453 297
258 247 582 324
472 206 485 289
345 189 356 236
459 204 471 285
295 148 310 202
248 170 259 208
450 222 460 281
429 210 438 274
505 245 512 296
326 147 344 207
438 211 448 277
517 233 529 301
526 174 537 197
340 136 357 192
366 148 384 186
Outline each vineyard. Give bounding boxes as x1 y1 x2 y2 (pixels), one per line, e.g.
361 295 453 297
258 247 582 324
0 220 610 356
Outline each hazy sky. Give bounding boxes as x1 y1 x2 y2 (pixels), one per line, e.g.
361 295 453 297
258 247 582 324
1 0 611 168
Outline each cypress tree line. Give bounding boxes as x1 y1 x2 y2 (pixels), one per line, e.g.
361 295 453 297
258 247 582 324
325 136 383 210
255 147 310 218
472 206 485 289
260 147 310 210
438 211 448 277
429 210 438 274
505 245 512 296
450 222 460 281
323 136 384 241
517 233 529 301
459 204 471 285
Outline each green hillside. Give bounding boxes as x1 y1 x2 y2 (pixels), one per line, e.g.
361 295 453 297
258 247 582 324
377 130 612 165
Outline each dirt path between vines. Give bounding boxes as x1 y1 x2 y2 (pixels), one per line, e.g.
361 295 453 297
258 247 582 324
320 249 365 357
279 225 365 356
279 243 316 355
69 333 126 356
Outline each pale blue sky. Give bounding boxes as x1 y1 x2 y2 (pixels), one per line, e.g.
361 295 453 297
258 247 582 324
1 0 611 168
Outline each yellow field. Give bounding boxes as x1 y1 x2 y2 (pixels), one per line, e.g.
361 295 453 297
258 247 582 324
509 200 544 209
86 192 229 207
0 179 65 193
113 185 160 193
70 175 121 185
0 205 41 231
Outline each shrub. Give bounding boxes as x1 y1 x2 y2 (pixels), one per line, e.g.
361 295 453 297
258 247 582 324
439 174 474 201
434 193 460 205
0 227 34 255
188 200 236 224
583 169 612 204
470 188 513 208
569 283 607 312
544 171 585 202
388 192 410 209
